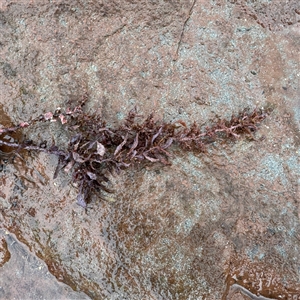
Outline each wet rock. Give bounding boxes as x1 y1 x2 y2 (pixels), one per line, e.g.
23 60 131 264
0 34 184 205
0 230 91 300
0 0 299 299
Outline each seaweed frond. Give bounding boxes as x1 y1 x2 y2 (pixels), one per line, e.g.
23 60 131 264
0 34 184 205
0 101 268 208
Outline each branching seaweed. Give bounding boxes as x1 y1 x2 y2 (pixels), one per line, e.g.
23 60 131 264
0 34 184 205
0 99 268 208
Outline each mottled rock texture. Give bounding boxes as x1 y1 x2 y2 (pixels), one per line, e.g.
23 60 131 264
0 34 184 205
0 0 299 299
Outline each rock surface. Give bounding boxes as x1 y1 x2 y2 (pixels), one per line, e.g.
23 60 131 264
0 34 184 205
0 230 91 299
0 0 299 299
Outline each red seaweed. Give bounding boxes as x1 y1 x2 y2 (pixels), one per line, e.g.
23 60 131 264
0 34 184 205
0 98 268 208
